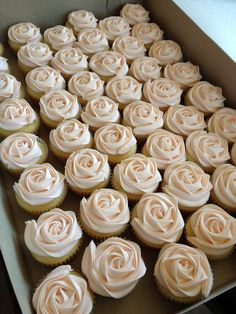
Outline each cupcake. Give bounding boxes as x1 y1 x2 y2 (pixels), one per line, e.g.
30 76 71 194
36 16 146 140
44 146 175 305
65 148 110 195
94 124 137 164
0 133 47 176
68 71 104 105
43 25 76 52
26 66 65 102
39 89 80 129
80 188 130 238
186 204 236 260
185 81 225 116
75 28 109 58
51 47 88 80
14 163 67 215
143 78 183 111
211 164 236 213
0 56 9 73
0 72 24 102
82 237 146 298
154 243 213 303
49 119 93 161
186 130 230 173
162 161 212 212
66 10 98 35
122 100 164 142
164 104 206 138
89 51 128 82
112 35 146 65
164 61 202 91
207 107 236 144
131 193 184 248
131 23 163 49
129 56 161 83
0 43 4 55
105 75 142 111
0 98 39 138
112 153 162 201
8 22 42 53
33 265 93 313
99 16 130 44
231 142 236 166
17 42 53 74
81 96 120 132
121 3 150 25
24 208 82 265
142 129 186 171
149 40 183 66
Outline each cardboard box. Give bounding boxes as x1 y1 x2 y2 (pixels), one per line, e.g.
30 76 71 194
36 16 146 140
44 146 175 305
0 1 235 313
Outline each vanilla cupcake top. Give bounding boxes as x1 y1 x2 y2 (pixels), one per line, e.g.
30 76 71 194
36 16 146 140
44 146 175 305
113 154 162 195
80 189 130 234
187 81 225 114
164 104 206 137
231 143 236 166
144 129 186 170
149 40 183 66
130 57 161 83
17 42 53 68
143 78 182 111
154 243 213 299
0 133 44 170
94 124 137 155
68 10 98 33
25 208 82 257
99 16 130 41
26 66 65 94
121 4 150 25
51 47 88 76
186 204 236 257
207 108 236 144
81 96 120 129
39 89 80 122
33 265 93 314
89 51 128 77
8 22 42 44
0 73 21 102
112 36 146 61
105 75 142 105
164 61 202 90
131 193 184 247
132 23 163 45
65 148 110 190
186 130 230 171
50 119 91 154
211 164 236 210
0 98 37 131
123 101 164 137
44 25 76 51
162 161 212 209
68 71 104 102
82 237 146 298
13 163 65 205
0 57 9 72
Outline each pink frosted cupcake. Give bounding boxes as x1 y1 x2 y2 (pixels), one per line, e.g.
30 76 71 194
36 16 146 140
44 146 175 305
44 25 76 52
99 16 130 44
149 40 183 66
131 22 163 49
121 3 150 25
66 10 98 35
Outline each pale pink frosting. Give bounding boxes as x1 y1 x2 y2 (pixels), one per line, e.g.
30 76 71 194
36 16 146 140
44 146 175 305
33 265 93 314
44 25 76 51
149 40 183 66
0 57 9 72
132 23 163 45
0 73 21 101
130 57 161 82
68 10 98 33
8 22 42 44
112 36 146 62
82 237 146 298
121 4 150 25
99 16 130 41
154 243 213 299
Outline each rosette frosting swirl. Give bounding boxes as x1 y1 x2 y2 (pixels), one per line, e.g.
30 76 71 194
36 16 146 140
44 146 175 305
186 204 236 257
0 73 21 101
33 265 93 314
132 23 163 45
94 124 137 155
112 36 146 62
65 149 110 190
80 189 130 234
8 22 42 44
113 154 162 195
99 16 130 41
131 193 184 247
149 40 183 66
162 161 212 209
121 4 150 25
144 129 186 170
130 56 161 83
68 10 98 33
154 243 213 299
13 163 65 205
44 25 76 51
0 57 9 72
82 237 146 298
